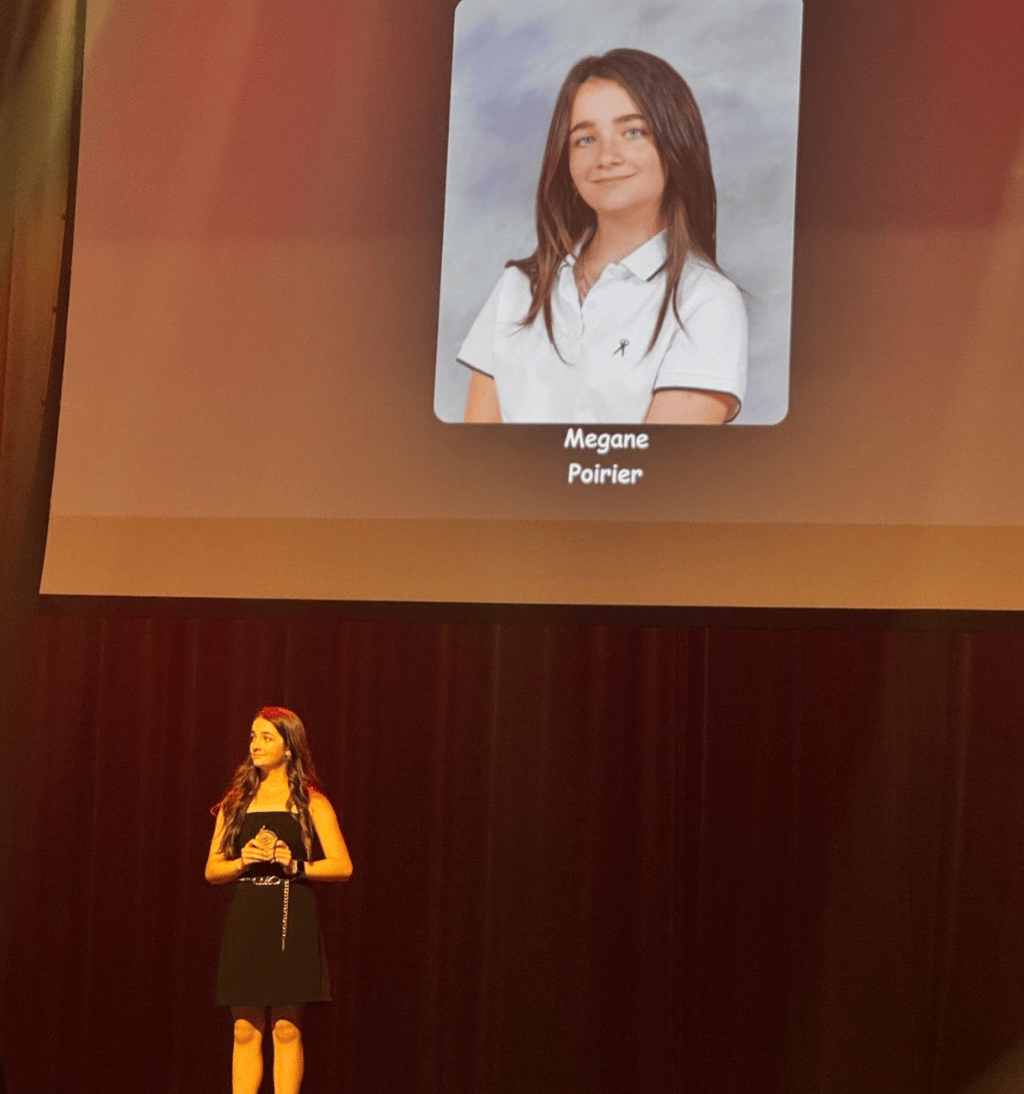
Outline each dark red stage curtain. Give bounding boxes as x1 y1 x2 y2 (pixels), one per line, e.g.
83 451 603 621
3 608 1024 1094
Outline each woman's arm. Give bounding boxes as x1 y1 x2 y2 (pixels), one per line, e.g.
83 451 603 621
205 809 270 884
464 372 502 422
206 810 244 884
643 388 736 425
304 792 354 882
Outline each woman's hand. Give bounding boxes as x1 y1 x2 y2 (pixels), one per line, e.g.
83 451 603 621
272 840 294 870
208 810 260 883
240 837 271 866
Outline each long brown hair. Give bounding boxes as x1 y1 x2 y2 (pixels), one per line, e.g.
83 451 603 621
213 706 321 859
509 48 721 356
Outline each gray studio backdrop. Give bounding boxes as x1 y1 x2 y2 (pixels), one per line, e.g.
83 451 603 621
433 0 803 425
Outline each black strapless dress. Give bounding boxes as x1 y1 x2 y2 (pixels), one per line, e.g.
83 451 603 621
215 812 331 1006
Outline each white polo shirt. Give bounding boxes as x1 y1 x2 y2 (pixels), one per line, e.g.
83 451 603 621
458 232 747 424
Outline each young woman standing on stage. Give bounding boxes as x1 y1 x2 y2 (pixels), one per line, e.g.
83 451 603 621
206 707 352 1094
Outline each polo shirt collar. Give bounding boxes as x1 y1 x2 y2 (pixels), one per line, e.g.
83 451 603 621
561 230 668 281
620 230 667 281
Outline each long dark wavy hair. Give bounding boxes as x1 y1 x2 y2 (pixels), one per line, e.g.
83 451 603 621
509 48 722 356
213 706 321 859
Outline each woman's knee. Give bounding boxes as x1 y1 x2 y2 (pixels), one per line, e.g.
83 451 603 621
272 1018 302 1046
233 1019 264 1047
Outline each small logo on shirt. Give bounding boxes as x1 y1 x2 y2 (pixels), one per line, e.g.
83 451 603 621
614 339 629 357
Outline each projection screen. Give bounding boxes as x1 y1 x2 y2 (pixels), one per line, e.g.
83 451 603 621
42 0 1024 608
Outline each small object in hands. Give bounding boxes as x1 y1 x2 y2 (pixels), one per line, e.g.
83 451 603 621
255 827 278 853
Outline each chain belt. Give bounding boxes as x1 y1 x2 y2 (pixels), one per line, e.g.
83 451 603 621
239 874 292 951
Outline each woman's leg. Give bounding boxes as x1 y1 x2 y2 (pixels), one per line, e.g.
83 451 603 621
231 1007 266 1094
270 1005 304 1094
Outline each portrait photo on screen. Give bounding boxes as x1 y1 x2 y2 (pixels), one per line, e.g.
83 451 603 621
433 0 802 426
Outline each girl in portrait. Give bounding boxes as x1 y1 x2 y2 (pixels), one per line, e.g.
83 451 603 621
206 706 353 1094
460 48 747 425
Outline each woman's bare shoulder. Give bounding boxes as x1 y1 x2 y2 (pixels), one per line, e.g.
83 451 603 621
308 788 337 817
